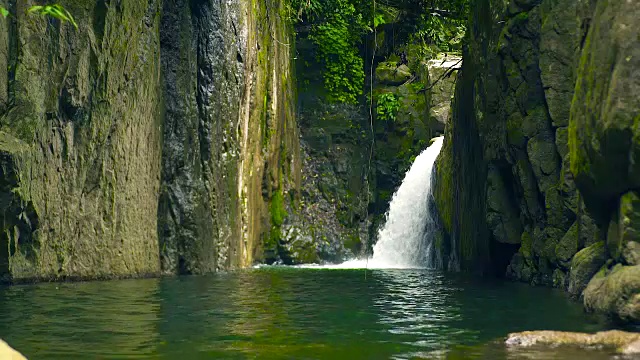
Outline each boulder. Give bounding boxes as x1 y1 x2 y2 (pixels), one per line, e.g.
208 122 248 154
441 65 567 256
583 264 640 323
375 62 412 85
506 330 640 355
567 242 606 297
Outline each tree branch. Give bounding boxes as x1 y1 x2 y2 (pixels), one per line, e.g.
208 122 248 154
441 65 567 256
419 58 462 93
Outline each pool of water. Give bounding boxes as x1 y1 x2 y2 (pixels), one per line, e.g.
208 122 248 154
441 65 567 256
0 268 613 359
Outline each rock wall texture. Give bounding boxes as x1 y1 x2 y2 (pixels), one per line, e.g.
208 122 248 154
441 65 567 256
158 0 299 273
281 29 451 265
0 0 298 282
434 0 640 323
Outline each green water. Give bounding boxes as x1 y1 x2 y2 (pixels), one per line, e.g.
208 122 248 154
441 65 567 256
0 268 612 359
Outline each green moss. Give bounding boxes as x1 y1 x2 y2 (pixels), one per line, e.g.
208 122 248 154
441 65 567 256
513 11 529 22
343 231 361 253
520 231 533 259
270 189 286 227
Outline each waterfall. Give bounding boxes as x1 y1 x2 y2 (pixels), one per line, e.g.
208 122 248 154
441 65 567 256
292 136 444 270
370 136 444 268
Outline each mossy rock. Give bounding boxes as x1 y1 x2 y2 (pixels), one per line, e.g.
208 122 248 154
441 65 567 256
486 167 522 244
552 268 567 289
555 222 579 269
375 62 412 85
607 191 640 265
569 0 640 221
567 242 606 297
583 264 640 323
506 330 640 355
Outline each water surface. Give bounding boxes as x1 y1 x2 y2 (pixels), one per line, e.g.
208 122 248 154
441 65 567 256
0 268 612 359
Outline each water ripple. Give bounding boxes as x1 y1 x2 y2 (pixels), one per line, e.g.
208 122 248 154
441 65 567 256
0 268 609 359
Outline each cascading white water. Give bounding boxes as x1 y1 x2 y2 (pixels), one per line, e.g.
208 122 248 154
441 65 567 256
294 136 444 270
369 136 444 268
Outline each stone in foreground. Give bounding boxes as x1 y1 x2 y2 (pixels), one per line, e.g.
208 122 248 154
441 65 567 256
506 330 640 355
0 340 26 360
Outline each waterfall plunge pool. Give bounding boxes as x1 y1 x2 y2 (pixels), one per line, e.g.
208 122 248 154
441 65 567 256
0 267 612 359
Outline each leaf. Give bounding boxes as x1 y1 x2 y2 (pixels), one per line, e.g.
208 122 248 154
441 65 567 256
27 4 78 29
27 5 43 13
0 7 8 18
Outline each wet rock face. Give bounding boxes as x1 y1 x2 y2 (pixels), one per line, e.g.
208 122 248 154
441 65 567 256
158 0 299 273
567 0 640 324
435 0 576 276
433 0 639 322
0 0 299 281
159 0 242 275
286 97 372 264
427 56 460 133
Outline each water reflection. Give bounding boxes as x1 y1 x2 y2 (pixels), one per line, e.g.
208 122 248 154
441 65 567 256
0 268 610 360
373 270 464 359
0 279 161 359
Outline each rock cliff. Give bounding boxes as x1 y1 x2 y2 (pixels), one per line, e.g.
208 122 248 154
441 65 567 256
0 0 298 282
434 0 640 322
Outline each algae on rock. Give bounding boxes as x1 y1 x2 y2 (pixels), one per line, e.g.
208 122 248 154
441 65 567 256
0 0 301 281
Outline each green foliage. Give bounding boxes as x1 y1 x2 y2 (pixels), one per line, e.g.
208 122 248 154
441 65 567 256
376 92 400 121
289 0 371 104
383 0 469 53
373 13 386 28
310 19 364 104
288 0 469 103
28 4 77 29
0 4 77 28
405 0 468 53
414 15 465 52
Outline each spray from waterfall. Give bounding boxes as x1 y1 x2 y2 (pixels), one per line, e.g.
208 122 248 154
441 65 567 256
296 137 444 269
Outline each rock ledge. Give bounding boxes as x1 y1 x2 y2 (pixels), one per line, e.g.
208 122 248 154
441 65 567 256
506 330 640 355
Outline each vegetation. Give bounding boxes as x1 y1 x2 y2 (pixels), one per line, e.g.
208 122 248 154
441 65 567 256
376 92 400 121
395 0 469 52
289 0 370 104
0 4 77 29
288 0 468 104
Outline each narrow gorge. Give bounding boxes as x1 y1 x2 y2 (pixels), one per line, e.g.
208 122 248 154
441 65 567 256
0 0 638 358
